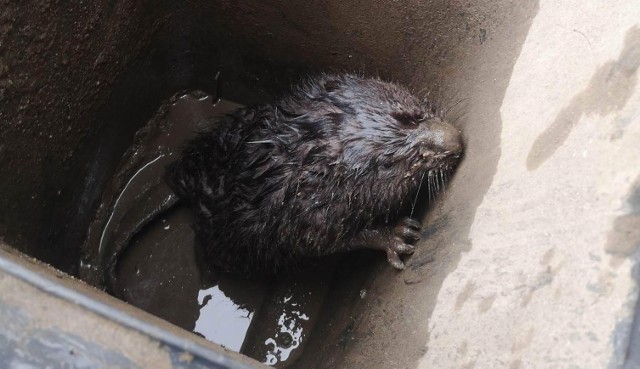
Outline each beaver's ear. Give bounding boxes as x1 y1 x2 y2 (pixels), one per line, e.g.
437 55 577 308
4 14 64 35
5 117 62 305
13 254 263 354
318 73 344 93
323 78 341 93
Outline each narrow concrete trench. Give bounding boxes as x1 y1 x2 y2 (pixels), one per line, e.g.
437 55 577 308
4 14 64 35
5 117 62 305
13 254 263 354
0 1 639 368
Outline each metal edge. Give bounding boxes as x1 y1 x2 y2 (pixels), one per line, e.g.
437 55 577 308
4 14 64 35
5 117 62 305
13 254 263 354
0 249 262 369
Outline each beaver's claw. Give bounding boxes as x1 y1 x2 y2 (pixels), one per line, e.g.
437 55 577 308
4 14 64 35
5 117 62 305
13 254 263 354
386 217 422 270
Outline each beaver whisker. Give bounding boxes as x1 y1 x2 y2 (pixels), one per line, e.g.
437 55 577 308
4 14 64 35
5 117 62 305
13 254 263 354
410 170 426 217
428 170 435 204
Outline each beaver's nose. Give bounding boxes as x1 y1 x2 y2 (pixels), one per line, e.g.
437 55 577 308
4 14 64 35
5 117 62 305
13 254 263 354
418 117 464 155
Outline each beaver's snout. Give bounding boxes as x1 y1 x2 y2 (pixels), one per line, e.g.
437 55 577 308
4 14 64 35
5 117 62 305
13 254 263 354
416 117 463 158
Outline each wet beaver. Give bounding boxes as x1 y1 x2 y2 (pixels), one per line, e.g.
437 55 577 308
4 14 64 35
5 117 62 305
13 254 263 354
167 73 463 272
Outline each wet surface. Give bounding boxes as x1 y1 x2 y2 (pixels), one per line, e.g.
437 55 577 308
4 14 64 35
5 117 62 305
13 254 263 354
527 26 640 170
79 90 240 286
113 204 269 353
114 202 338 366
605 174 640 267
242 261 336 367
80 91 344 366
115 208 340 365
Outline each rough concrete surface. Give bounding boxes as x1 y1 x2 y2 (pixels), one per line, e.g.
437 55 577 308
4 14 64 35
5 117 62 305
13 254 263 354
0 0 302 275
0 1 170 273
418 2 640 368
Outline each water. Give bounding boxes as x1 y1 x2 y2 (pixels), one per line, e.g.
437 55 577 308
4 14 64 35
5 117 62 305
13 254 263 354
241 262 335 368
195 285 254 351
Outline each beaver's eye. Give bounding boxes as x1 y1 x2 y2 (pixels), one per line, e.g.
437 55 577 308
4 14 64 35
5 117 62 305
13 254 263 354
391 112 420 129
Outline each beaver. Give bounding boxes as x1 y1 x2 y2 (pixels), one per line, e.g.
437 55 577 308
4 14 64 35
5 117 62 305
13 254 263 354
167 73 463 272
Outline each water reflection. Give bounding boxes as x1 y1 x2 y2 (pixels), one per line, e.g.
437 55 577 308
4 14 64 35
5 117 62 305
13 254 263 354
264 295 311 365
195 285 254 351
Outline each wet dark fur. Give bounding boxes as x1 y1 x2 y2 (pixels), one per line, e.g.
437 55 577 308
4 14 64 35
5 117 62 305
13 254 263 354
167 74 463 272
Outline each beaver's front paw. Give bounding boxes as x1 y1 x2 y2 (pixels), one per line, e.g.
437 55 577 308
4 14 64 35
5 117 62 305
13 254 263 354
386 217 422 270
